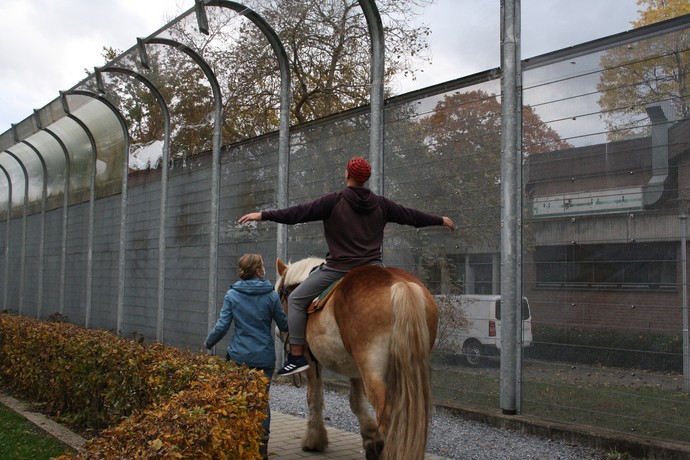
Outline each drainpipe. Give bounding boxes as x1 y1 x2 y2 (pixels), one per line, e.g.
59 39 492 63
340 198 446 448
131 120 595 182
643 101 674 206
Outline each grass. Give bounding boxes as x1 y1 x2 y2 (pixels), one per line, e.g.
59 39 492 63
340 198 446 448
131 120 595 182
0 403 73 460
431 366 690 444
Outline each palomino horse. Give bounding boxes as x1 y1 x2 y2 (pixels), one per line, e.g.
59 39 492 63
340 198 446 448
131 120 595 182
275 257 438 460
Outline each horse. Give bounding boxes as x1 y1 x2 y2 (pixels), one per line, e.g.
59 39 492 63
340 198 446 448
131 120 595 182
275 257 438 460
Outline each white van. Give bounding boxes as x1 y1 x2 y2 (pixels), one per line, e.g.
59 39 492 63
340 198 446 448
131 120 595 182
435 295 533 367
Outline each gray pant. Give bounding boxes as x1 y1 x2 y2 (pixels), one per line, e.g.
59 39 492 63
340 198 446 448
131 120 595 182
287 262 383 345
287 264 346 345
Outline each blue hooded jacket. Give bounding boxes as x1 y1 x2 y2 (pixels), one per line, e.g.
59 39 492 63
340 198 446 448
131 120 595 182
205 278 288 369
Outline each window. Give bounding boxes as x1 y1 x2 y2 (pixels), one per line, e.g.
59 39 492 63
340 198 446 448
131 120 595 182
496 298 531 320
535 242 676 290
448 253 499 295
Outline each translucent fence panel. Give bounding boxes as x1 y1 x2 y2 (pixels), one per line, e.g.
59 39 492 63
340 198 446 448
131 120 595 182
0 150 29 213
522 20 690 443
21 130 68 213
69 99 126 199
3 143 44 214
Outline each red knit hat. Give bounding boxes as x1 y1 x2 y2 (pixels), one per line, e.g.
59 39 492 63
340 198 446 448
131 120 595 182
347 157 371 183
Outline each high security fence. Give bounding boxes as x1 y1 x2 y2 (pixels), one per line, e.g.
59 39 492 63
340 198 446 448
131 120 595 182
1 1 689 451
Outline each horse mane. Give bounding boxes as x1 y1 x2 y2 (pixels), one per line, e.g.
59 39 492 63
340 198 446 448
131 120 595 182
282 257 325 285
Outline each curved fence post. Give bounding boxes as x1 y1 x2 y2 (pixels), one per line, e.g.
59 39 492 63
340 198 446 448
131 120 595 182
3 149 29 315
20 139 48 318
39 115 72 316
71 87 131 335
141 36 223 336
59 91 99 328
96 66 170 337
200 0 293 265
0 165 11 310
357 0 385 195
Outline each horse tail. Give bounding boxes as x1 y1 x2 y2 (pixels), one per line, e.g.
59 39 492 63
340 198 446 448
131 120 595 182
383 281 433 460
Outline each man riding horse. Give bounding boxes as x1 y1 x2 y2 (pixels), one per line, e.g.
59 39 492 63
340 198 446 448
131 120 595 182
238 156 455 376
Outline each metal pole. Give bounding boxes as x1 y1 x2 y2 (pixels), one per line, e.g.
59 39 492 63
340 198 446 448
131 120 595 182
142 37 223 337
21 140 48 318
0 165 11 310
98 67 169 336
499 0 521 415
136 39 173 342
61 91 98 328
201 0 293 264
42 126 71 315
681 213 689 392
358 0 385 196
4 150 28 316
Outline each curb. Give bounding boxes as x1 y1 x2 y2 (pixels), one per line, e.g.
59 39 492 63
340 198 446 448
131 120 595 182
432 401 690 460
0 392 85 452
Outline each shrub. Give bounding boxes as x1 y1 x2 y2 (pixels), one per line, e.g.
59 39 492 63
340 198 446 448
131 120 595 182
57 372 267 459
0 312 268 458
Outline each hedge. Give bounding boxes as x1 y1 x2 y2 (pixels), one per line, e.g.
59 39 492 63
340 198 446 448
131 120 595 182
0 312 268 458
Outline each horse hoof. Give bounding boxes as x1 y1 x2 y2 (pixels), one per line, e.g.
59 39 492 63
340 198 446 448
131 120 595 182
302 446 325 453
364 439 384 460
365 449 380 460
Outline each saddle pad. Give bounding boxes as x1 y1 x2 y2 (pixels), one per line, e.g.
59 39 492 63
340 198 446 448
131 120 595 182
307 278 343 314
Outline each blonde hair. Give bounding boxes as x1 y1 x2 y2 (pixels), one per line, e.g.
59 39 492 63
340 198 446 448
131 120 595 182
280 257 325 285
238 254 264 280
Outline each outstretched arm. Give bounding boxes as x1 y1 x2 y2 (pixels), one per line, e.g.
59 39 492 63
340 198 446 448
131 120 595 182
442 216 456 231
238 212 262 223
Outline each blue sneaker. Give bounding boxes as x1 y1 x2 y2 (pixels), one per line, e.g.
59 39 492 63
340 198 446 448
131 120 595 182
277 354 310 376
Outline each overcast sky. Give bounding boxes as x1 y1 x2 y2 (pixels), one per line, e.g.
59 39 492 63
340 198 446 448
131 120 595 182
0 0 641 133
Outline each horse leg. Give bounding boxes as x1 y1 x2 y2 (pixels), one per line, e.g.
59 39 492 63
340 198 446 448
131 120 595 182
302 363 329 452
349 377 384 460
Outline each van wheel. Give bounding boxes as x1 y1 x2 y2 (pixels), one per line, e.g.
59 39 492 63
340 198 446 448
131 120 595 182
462 339 485 367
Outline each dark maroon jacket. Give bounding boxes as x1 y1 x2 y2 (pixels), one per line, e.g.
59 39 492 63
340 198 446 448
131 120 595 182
261 186 443 270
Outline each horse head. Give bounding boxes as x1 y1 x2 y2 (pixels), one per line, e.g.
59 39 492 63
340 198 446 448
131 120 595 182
275 257 325 313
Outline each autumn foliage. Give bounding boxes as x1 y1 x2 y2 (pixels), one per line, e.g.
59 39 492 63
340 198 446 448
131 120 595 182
0 312 268 459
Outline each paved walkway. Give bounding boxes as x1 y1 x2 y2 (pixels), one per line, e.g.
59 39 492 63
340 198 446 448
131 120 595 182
268 411 448 459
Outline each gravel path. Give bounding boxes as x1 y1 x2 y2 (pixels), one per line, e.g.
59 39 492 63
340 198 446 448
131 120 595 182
270 382 607 460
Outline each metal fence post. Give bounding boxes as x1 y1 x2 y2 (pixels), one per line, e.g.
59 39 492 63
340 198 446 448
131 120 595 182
358 0 385 196
499 0 522 415
60 91 98 328
200 0 293 266
681 212 689 392
21 139 48 318
41 124 71 316
3 150 29 316
0 166 11 310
